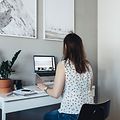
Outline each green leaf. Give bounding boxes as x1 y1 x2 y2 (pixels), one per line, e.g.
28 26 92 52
10 50 21 68
0 50 21 79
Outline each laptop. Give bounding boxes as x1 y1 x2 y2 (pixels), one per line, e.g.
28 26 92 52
33 55 56 86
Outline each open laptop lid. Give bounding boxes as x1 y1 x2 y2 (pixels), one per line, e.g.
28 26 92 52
33 55 56 76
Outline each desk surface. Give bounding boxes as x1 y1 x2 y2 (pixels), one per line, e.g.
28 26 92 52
0 86 48 102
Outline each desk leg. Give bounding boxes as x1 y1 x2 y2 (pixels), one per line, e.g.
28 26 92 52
2 109 6 120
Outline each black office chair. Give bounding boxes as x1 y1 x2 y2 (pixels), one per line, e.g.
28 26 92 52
78 100 111 120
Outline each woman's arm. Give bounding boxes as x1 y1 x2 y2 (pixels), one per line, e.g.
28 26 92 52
37 61 65 98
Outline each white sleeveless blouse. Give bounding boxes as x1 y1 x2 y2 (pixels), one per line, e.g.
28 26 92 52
58 60 94 114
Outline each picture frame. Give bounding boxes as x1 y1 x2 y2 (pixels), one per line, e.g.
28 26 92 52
43 0 74 41
0 0 37 39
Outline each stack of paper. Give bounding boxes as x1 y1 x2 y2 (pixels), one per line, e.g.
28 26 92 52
13 89 38 96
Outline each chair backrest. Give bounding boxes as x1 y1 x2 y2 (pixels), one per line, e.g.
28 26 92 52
78 100 111 120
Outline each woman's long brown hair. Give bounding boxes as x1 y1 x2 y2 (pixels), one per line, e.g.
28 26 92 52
63 33 89 73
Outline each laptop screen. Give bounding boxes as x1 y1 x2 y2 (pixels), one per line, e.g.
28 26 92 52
33 55 56 76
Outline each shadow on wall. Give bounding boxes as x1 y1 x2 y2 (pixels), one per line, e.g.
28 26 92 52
98 68 120 120
98 69 112 101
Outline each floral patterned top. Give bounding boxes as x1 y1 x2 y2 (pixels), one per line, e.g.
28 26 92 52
58 60 94 114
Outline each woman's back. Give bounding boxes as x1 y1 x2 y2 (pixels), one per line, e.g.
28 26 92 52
58 60 94 114
38 33 94 120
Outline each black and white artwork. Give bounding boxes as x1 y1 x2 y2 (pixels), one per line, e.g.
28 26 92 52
0 0 37 38
43 0 74 41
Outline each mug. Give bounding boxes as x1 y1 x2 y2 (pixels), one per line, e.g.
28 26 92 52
13 80 22 90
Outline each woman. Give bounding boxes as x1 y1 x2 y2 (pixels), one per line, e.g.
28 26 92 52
37 33 94 120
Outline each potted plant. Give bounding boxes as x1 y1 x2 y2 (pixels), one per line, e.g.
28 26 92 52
0 50 21 94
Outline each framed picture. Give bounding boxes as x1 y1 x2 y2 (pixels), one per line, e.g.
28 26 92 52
0 0 37 38
43 0 74 41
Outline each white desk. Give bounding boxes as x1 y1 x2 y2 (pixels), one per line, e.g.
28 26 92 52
0 86 61 120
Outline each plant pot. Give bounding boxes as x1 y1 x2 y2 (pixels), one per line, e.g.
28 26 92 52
0 79 13 94
0 87 12 94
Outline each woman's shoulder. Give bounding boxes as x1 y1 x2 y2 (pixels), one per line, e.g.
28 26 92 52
56 61 65 72
60 59 70 66
86 63 93 75
86 62 91 67
57 60 65 66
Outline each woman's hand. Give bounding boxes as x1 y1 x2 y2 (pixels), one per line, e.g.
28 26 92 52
37 82 47 91
36 74 47 91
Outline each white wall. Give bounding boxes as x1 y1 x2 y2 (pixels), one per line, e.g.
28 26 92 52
0 0 97 88
98 0 120 120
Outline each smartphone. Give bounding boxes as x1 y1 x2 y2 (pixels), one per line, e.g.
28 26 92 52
21 89 31 92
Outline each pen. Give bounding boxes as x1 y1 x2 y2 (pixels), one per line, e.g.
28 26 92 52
6 92 13 96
